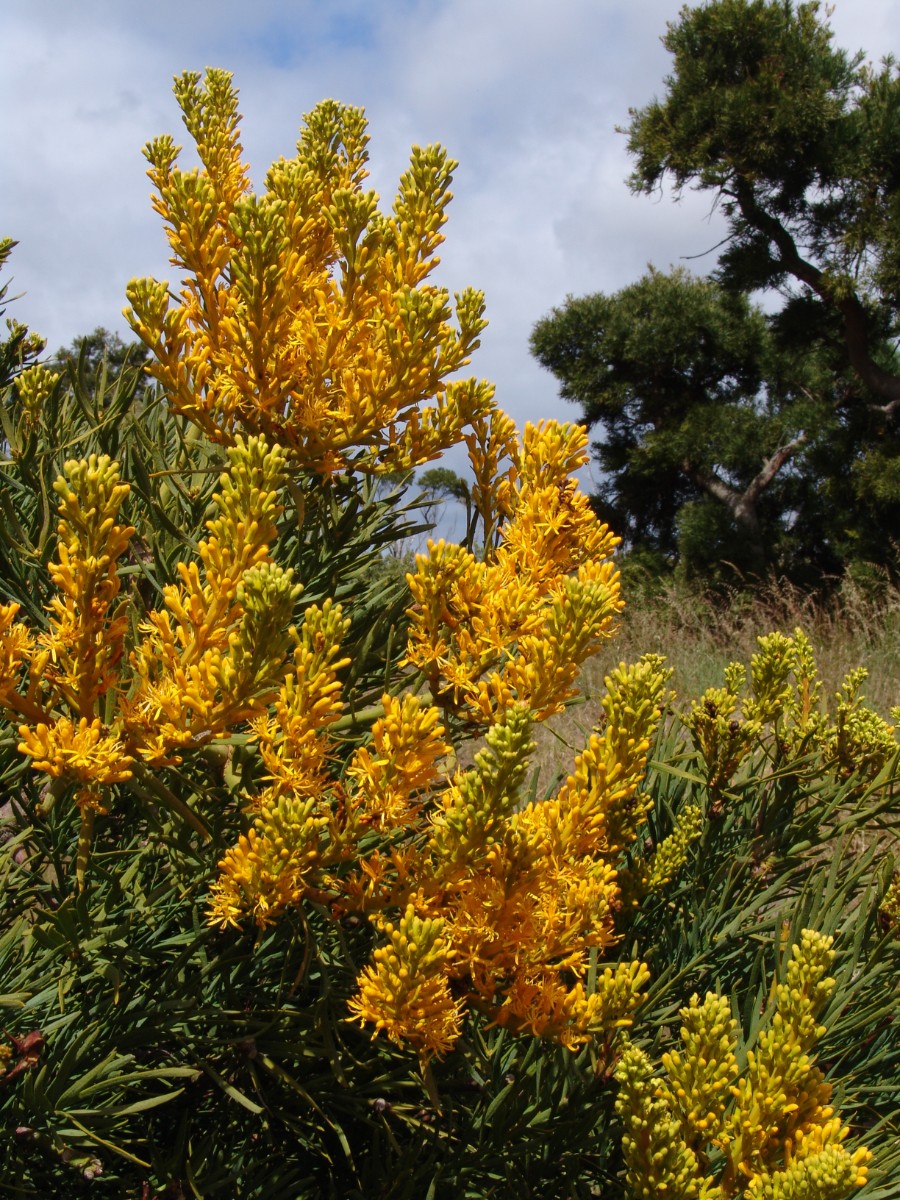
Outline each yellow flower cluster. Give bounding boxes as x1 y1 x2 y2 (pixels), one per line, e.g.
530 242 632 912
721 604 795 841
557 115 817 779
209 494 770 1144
18 717 132 786
615 930 870 1199
0 436 305 842
0 601 36 720
124 434 299 763
124 69 494 475
406 412 624 724
213 647 670 1058
348 906 463 1060
43 455 134 721
0 456 137 806
820 667 897 781
684 629 897 796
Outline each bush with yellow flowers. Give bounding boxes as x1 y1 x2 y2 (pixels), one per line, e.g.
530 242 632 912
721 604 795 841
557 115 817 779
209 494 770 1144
616 931 872 1199
0 71 897 1200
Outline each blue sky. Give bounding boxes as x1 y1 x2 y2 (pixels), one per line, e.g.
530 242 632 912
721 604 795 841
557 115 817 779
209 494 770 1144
3 0 898 506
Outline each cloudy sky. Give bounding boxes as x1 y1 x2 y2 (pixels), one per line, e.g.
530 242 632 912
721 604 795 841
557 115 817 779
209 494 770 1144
2 0 898 462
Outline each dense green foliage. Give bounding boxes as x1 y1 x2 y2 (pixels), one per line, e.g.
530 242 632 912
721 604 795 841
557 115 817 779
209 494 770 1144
533 0 900 583
531 268 832 581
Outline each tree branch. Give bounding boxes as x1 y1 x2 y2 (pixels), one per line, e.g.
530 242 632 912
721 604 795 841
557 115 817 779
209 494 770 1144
682 459 741 512
731 180 900 406
740 432 808 513
681 431 807 559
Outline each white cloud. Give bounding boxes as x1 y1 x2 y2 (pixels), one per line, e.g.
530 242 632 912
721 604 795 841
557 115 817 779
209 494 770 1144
2 0 897 440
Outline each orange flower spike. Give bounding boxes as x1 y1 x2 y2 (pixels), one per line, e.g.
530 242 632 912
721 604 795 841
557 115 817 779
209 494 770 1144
208 793 329 930
405 418 624 726
345 692 449 830
254 599 351 795
348 905 463 1062
126 435 296 762
18 717 132 786
516 655 671 864
463 405 519 549
496 960 650 1049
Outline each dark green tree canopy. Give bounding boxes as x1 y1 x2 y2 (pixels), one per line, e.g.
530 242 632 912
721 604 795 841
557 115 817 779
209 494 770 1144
534 0 900 584
51 326 152 394
627 0 900 410
532 268 846 580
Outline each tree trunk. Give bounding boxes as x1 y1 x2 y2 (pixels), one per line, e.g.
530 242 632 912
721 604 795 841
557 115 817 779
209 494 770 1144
731 181 900 412
681 432 807 573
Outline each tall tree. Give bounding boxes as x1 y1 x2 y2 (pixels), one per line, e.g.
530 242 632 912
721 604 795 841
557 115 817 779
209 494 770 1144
534 0 900 582
51 327 152 397
626 0 900 411
531 267 848 580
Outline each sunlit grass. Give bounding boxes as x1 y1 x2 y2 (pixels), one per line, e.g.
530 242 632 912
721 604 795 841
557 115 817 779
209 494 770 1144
532 574 900 792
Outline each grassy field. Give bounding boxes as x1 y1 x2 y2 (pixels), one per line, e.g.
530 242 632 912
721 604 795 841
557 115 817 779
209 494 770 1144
531 573 900 789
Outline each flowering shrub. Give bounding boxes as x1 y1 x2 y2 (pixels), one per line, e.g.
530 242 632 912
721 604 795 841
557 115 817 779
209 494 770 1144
0 72 896 1199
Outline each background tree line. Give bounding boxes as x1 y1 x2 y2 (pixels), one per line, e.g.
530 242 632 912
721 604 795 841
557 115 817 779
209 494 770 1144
18 1 899 593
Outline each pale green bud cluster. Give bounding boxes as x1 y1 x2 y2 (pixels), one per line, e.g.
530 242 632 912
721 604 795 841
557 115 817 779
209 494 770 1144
821 668 896 781
14 363 59 429
683 629 896 795
745 1140 867 1200
683 684 760 796
746 632 799 724
646 803 704 891
615 931 870 1199
429 705 534 869
661 991 738 1145
879 871 900 932
230 562 303 693
207 434 288 556
616 1039 713 1200
619 803 704 906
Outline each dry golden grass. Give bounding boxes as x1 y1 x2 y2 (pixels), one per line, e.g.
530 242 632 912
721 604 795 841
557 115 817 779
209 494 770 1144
531 574 900 790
